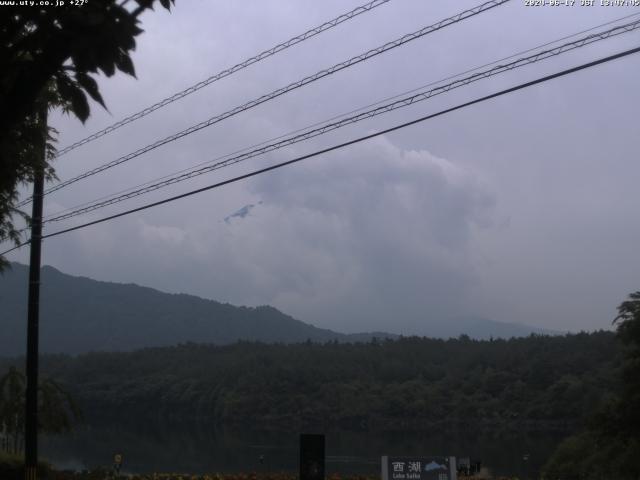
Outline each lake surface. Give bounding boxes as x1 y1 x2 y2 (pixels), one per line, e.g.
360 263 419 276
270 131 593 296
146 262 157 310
40 420 567 478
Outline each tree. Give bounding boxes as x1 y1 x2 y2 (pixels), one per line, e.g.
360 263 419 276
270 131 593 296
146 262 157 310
0 367 81 455
543 291 640 480
0 368 23 454
0 89 57 271
605 291 640 438
0 0 176 269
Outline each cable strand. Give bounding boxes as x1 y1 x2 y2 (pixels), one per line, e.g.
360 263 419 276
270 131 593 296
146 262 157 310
18 0 509 207
40 18 640 224
41 11 640 221
55 0 394 157
3 43 638 256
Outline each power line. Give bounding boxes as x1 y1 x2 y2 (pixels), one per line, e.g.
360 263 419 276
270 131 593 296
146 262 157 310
19 0 509 206
3 44 639 256
42 11 640 222
54 0 394 157
9 12 640 232
40 18 640 224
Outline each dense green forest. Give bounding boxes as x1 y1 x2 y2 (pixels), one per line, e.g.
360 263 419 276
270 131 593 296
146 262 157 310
0 331 619 432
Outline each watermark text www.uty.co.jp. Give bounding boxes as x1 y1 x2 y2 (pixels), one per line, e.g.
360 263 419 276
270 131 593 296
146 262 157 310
0 0 88 7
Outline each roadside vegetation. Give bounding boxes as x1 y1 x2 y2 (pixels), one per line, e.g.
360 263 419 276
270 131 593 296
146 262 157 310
0 368 81 455
542 292 640 479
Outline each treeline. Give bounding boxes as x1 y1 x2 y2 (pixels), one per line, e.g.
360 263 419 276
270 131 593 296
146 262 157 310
542 292 640 480
0 331 620 431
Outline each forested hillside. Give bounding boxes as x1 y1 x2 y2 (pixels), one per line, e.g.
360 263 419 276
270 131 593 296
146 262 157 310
0 263 387 355
0 263 554 356
0 332 619 432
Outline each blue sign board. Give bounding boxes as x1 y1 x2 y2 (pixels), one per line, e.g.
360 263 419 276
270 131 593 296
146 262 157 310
381 456 457 480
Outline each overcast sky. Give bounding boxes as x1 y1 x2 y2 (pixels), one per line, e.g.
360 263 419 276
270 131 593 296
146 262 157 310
6 0 640 334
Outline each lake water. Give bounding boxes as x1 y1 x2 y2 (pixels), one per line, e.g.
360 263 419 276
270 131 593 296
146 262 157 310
40 420 567 478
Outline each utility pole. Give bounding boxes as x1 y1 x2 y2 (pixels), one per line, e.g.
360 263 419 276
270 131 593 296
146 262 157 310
24 105 47 480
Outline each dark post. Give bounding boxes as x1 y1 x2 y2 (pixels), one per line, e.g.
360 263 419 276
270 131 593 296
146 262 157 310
24 106 47 480
300 434 325 480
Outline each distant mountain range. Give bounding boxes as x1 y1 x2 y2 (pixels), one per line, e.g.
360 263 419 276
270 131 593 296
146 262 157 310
0 263 555 356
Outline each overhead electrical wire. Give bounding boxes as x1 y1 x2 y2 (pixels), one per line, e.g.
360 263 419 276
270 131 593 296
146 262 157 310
3 44 639 256
42 11 640 222
7 12 640 237
6 13 634 243
39 18 640 224
17 0 510 207
54 0 394 157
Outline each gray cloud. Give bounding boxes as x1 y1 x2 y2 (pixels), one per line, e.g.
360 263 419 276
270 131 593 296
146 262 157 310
23 136 495 334
6 0 640 333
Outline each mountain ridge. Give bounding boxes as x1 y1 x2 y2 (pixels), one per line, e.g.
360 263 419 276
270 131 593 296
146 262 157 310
1 262 554 356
